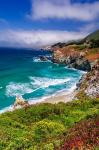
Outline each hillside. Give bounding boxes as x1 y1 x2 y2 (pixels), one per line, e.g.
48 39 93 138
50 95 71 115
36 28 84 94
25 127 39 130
0 97 99 150
51 30 99 72
51 30 99 48
85 30 99 41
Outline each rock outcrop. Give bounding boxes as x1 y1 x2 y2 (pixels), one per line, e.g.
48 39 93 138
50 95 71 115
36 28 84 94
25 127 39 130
85 61 99 98
52 49 91 71
13 96 29 109
67 57 91 71
77 60 99 98
39 56 48 61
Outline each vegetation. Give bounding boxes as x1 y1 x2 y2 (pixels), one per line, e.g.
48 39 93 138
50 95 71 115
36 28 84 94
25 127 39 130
52 30 99 50
85 30 99 41
60 115 99 150
0 97 99 150
90 39 99 48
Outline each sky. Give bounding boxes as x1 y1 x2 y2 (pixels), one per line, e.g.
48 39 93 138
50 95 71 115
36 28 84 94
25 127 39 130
0 0 99 48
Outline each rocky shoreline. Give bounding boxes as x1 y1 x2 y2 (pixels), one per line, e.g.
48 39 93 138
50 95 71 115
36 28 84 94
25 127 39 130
44 47 99 99
52 49 91 72
77 60 99 98
1 51 98 114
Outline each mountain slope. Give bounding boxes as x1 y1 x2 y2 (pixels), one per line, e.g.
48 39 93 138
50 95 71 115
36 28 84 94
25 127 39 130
51 30 99 48
85 30 99 41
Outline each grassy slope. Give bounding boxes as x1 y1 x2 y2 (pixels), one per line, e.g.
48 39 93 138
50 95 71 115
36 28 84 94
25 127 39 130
0 97 99 150
85 30 99 40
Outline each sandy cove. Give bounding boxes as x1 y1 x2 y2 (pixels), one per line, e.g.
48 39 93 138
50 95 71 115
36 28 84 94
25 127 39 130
42 90 77 104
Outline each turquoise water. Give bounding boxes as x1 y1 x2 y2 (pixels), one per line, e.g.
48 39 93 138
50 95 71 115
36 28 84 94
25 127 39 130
0 48 84 111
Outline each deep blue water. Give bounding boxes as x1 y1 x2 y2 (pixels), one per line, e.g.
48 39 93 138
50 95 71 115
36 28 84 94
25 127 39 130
0 48 83 111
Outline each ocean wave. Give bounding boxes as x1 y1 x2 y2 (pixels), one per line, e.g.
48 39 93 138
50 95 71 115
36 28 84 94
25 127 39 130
5 77 71 97
0 104 22 114
33 57 51 63
1 80 77 114
33 57 41 62
29 76 70 88
0 105 13 114
6 82 33 97
28 83 77 104
65 66 87 74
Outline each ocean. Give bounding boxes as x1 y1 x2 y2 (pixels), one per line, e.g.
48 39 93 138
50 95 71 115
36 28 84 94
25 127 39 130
0 48 84 112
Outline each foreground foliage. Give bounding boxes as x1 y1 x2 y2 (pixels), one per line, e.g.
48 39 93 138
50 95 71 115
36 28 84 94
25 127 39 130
0 97 99 150
60 115 99 150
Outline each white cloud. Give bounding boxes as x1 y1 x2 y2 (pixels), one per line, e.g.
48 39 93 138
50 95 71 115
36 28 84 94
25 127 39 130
79 22 99 34
0 29 87 48
30 0 99 21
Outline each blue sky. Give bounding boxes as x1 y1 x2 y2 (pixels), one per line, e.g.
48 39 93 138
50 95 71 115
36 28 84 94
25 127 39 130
0 0 99 48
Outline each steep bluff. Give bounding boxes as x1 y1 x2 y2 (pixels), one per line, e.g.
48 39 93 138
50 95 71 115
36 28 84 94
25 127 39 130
52 46 91 71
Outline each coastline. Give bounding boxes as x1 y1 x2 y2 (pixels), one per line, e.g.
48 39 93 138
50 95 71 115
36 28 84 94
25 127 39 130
0 63 86 114
0 86 78 114
42 89 77 104
0 51 88 114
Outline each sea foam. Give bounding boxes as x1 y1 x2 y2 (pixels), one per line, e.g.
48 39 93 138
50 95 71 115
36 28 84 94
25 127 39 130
6 82 33 97
29 76 70 88
6 77 71 97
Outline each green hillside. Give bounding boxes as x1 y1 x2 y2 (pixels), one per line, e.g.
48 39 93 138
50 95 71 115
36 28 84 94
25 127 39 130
51 30 99 48
0 97 99 150
85 30 99 41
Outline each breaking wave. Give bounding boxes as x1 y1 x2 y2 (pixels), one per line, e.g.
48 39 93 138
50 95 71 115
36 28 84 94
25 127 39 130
29 76 70 88
6 77 71 97
6 82 33 97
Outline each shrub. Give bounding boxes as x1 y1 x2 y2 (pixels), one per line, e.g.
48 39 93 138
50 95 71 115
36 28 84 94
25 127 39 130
33 119 65 142
60 115 99 150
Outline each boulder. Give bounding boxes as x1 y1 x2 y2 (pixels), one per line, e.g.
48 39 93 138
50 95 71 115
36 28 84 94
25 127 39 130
39 56 48 61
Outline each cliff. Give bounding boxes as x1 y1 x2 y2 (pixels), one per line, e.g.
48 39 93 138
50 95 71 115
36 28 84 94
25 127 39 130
77 60 99 99
51 30 99 98
51 30 99 72
52 45 91 71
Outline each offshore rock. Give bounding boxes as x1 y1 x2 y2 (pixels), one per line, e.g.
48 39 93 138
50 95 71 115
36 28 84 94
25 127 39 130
39 56 48 61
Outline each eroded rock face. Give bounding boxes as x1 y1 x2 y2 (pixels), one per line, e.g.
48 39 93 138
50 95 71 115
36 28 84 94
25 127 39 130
68 58 91 71
85 83 99 98
52 50 91 71
85 62 99 98
78 60 99 98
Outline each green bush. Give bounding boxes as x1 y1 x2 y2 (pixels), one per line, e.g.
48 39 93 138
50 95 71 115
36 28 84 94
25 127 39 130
33 119 65 142
78 44 86 50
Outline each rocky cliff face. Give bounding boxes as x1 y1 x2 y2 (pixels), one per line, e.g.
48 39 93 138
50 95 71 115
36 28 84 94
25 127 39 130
52 48 91 71
85 61 99 98
51 43 99 98
77 60 99 98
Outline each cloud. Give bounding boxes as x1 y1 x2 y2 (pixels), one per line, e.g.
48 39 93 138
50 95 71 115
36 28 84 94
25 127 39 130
79 21 99 34
30 0 99 21
0 29 87 48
